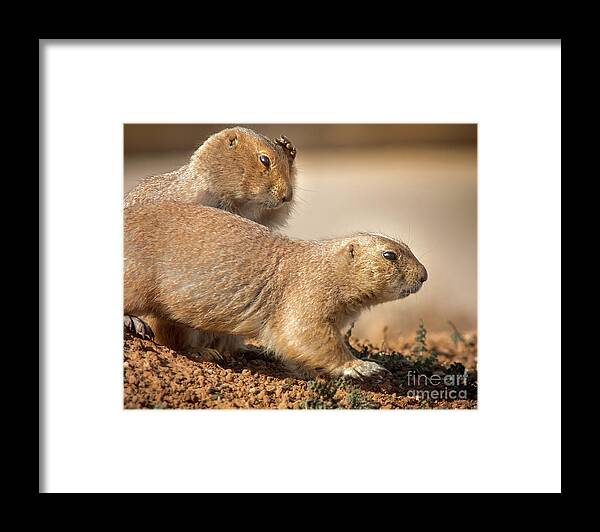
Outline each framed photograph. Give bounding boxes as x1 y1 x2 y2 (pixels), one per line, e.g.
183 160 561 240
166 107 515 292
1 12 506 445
40 39 561 493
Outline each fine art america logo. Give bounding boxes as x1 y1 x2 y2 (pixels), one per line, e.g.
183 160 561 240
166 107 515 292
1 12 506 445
406 371 469 400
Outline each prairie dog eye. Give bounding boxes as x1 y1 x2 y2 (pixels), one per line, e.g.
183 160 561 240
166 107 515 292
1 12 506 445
382 251 397 261
259 154 271 168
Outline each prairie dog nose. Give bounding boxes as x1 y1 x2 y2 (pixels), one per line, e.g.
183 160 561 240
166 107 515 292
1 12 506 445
419 266 428 283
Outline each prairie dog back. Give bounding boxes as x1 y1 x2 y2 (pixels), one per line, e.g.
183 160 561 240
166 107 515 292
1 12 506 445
125 204 295 337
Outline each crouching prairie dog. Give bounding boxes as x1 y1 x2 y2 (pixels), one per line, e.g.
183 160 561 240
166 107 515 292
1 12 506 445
124 126 297 343
124 204 428 379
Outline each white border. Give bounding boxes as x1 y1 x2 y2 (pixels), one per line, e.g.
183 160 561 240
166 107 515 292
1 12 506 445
42 41 561 493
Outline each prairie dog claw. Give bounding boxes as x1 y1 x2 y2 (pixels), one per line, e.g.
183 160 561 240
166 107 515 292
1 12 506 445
274 134 297 160
124 315 154 340
341 360 389 381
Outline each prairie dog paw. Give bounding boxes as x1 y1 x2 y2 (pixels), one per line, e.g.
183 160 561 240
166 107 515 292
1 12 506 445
124 315 154 340
186 348 224 365
274 134 297 161
342 361 389 381
238 344 267 356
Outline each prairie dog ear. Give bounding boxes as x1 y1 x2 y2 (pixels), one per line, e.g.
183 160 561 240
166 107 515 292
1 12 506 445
338 241 356 268
227 133 238 148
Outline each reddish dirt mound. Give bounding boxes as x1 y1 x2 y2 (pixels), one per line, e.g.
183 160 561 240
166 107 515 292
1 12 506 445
124 328 477 409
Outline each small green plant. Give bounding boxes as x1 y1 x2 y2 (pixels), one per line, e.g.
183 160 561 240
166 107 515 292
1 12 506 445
299 378 377 410
207 386 224 400
298 397 330 409
345 385 377 409
299 378 343 409
309 378 342 402
413 319 428 356
448 320 467 349
408 320 439 372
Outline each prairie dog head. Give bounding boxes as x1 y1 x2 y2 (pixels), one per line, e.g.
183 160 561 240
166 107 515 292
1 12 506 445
341 233 428 305
191 127 296 211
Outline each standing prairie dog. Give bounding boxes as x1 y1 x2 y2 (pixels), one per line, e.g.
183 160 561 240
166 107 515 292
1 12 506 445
124 204 428 378
124 126 297 344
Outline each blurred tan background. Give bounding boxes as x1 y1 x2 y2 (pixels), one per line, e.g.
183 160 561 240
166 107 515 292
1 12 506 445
124 124 477 342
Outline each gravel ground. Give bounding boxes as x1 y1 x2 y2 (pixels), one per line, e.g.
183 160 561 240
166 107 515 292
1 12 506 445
124 326 477 409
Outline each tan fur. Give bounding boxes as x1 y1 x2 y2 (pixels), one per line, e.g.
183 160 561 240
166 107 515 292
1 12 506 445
124 204 428 378
124 127 297 351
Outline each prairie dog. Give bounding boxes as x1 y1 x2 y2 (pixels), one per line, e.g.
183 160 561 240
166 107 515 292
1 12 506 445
125 127 297 230
124 204 428 378
124 127 297 345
